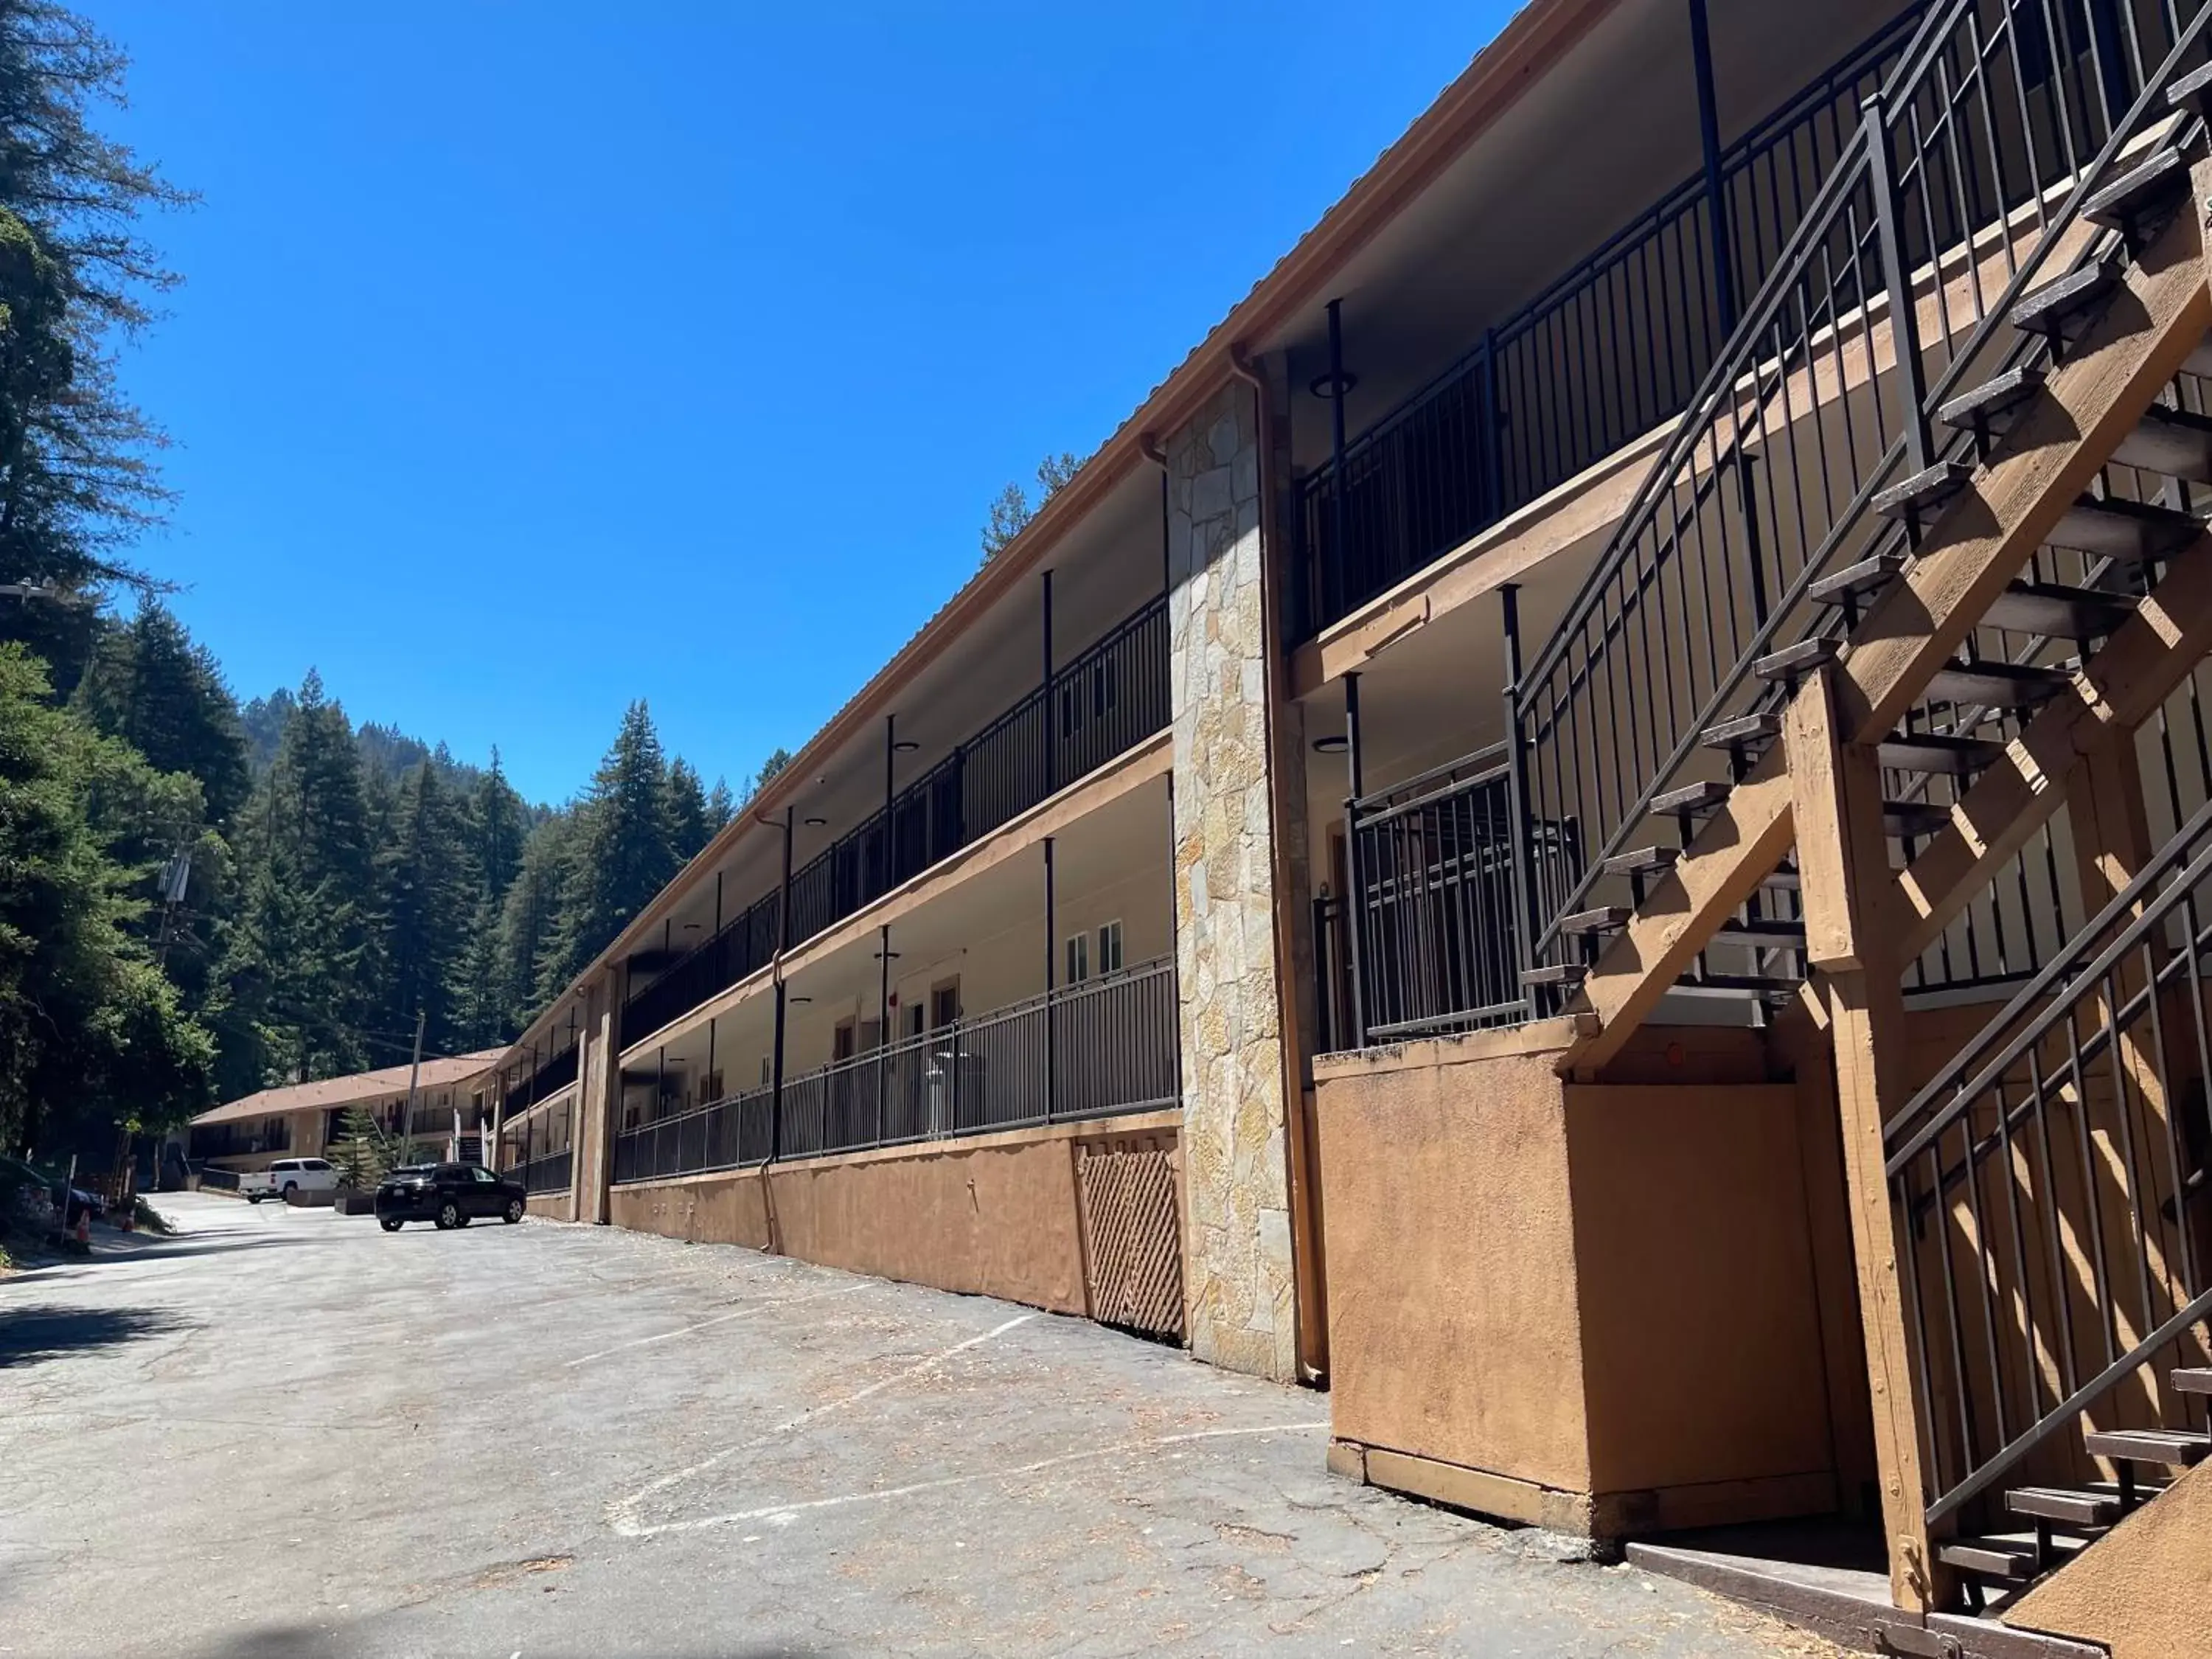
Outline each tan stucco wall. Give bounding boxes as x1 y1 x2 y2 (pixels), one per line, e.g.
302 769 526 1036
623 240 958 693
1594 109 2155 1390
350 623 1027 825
1316 1034 1848 1534
1316 1044 1595 1495
770 1136 1088 1315
605 1116 1181 1321
608 1169 768 1248
526 1190 577 1222
2007 1458 2212 1659
1563 1083 1837 1505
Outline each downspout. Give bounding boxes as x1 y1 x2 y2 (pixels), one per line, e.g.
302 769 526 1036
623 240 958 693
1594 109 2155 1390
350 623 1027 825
1228 342 1329 1387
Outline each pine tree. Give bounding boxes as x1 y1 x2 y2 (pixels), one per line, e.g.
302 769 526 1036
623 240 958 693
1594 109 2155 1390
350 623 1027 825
451 748 528 1048
546 703 675 991
375 761 466 1056
667 755 712 866
72 601 249 825
706 775 734 835
247 671 378 1077
497 813 571 1031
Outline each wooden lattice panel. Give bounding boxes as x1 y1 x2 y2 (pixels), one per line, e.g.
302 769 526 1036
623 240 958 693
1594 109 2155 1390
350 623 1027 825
1077 1139 1185 1341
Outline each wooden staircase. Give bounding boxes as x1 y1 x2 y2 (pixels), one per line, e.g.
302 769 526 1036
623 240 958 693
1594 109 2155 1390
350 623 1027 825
1549 131 2212 1080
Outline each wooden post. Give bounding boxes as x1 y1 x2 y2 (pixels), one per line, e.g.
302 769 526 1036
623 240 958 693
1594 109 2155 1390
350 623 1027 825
1784 666 1949 1613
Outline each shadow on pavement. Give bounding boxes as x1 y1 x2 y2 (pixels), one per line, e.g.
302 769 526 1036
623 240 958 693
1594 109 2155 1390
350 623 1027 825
0 1304 187 1368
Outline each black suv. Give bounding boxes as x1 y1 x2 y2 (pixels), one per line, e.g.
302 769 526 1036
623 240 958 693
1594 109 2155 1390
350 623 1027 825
374 1163 528 1232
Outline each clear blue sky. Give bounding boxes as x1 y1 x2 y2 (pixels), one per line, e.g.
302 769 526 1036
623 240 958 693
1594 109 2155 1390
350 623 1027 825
93 1 1502 806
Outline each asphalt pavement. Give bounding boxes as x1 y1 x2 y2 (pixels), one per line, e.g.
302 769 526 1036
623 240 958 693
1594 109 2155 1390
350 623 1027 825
0 1192 1842 1658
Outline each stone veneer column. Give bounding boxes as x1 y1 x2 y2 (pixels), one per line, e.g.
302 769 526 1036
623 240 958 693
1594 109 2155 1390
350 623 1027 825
571 963 625 1224
1166 380 1298 1382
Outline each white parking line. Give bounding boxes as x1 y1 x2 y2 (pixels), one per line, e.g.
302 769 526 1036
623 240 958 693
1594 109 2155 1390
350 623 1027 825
607 1312 1035 1536
562 1284 865 1368
616 1421 1332 1538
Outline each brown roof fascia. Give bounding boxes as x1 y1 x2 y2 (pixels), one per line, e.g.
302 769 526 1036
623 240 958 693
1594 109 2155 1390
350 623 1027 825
505 0 1618 1060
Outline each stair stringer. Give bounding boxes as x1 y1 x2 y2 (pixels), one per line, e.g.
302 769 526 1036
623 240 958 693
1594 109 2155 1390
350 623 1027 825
1559 161 2212 1080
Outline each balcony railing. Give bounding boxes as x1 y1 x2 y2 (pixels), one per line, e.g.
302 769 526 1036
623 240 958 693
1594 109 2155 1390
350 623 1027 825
515 1150 572 1197
499 1090 574 1195
612 957 1181 1183
624 592 1170 1045
1291 3 1928 641
502 1041 578 1115
1325 746 1584 1049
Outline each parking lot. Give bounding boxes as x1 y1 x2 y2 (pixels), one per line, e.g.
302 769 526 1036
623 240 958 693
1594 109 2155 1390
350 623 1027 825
0 1193 1840 1657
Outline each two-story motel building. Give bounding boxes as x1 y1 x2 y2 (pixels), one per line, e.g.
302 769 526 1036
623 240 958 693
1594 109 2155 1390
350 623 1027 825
487 4 2212 1652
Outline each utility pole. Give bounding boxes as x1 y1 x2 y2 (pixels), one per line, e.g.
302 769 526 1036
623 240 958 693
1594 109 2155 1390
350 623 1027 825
399 1007 425 1161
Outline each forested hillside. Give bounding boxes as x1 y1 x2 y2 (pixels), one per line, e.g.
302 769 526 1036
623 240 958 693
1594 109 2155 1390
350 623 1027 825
0 1 762 1161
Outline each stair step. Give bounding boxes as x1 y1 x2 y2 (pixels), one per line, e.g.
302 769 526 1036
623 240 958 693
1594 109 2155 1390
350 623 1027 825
2012 264 2118 348
2084 1427 2212 1466
1938 365 2045 439
1678 972 1803 998
1874 459 1976 522
2170 59 2212 119
1602 845 1678 879
2084 147 2190 243
2112 406 2212 485
1809 553 1908 607
1885 799 1951 838
2008 1486 2122 1528
1700 712 1780 751
2046 494 2202 563
2172 1367 2212 1395
1879 731 2003 776
1924 659 2071 709
1936 1537 2040 1580
1711 917 1807 950
1559 906 1631 936
1982 580 2137 640
1522 963 1587 990
1653 779 1733 816
1753 636 1840 682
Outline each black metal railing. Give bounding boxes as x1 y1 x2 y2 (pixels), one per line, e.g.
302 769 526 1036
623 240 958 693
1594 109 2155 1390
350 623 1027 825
1293 4 1929 639
1340 748 1530 1044
515 1150 572 1197
612 958 1180 1183
1515 0 2212 987
622 891 783 1051
503 1040 579 1115
625 594 1170 1044
1888 790 2212 1529
612 1084 774 1184
499 1090 574 1196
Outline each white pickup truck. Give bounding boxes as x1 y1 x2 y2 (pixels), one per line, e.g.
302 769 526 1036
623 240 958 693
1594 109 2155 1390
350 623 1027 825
237 1157 341 1203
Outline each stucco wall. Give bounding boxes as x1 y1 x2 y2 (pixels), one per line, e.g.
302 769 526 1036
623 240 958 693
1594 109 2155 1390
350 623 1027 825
1563 1083 1837 1509
1315 1033 1848 1534
2008 1458 2212 1659
1167 380 1299 1382
605 1116 1179 1321
526 1189 576 1222
1316 1043 1595 1495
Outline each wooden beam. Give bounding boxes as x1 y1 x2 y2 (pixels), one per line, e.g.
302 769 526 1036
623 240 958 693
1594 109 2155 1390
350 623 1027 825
1835 183 2212 745
1784 667 1950 1614
1895 533 2212 961
1565 746 1795 1077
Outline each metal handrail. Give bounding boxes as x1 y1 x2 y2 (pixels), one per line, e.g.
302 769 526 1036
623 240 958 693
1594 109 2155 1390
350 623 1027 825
1514 0 2212 973
1294 4 1929 639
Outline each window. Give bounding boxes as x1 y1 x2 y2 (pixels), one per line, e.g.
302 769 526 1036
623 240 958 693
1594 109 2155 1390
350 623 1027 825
931 980 960 1029
1097 920 1123 975
1065 931 1088 984
470 1166 496 1185
302 1159 331 1173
